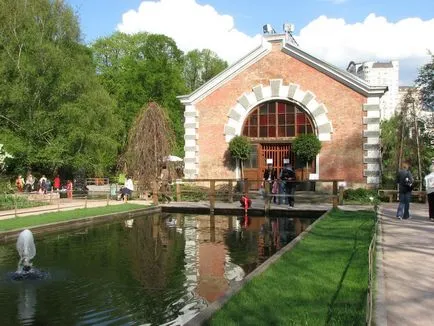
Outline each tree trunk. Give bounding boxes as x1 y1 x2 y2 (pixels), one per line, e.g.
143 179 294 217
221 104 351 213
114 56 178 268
413 107 422 190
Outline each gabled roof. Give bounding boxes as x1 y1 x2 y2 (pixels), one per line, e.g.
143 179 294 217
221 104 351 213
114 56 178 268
178 35 387 105
281 41 388 97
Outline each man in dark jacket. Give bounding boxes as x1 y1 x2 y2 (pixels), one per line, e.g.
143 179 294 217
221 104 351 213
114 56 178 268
396 162 413 219
263 159 277 199
281 162 296 208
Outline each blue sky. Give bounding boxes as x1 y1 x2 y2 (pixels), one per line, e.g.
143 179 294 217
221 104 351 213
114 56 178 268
66 0 434 84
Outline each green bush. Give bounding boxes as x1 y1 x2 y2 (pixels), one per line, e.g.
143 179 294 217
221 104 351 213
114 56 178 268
228 136 251 161
179 184 208 202
343 188 379 204
293 134 322 165
0 176 13 194
0 194 46 210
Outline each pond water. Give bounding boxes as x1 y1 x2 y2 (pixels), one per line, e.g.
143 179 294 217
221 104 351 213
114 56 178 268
0 213 316 325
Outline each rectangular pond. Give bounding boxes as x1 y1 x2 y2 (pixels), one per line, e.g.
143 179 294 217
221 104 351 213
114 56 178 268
0 213 318 325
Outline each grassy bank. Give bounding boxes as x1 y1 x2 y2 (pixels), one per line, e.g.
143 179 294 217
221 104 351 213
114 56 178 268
209 209 375 326
0 203 147 232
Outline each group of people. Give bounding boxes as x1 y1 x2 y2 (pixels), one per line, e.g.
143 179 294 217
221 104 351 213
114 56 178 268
396 161 434 221
262 159 296 208
15 173 73 198
238 159 296 212
15 173 62 193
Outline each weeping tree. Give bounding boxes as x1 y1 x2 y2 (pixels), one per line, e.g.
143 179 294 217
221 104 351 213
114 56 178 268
123 102 175 189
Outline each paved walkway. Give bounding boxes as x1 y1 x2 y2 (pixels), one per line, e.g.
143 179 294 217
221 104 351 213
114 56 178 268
376 203 434 326
0 198 150 220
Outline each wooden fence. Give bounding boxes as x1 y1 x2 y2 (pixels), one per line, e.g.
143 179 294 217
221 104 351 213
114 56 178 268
146 178 345 211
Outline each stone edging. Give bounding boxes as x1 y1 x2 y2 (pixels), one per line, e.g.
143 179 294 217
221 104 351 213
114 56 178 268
184 209 331 326
0 206 161 244
375 207 388 325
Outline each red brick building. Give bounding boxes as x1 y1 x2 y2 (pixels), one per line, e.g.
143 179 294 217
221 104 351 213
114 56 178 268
178 34 387 188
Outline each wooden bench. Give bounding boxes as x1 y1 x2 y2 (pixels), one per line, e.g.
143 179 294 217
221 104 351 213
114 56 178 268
378 189 427 203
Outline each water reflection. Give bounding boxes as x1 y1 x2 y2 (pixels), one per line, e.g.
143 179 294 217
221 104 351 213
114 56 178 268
0 213 315 326
18 284 36 324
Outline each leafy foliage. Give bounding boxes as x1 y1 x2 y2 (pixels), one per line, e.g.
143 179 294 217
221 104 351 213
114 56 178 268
0 0 120 177
381 88 434 187
0 194 46 210
343 188 379 204
183 49 228 92
91 32 186 155
292 134 322 164
415 52 434 111
228 136 251 161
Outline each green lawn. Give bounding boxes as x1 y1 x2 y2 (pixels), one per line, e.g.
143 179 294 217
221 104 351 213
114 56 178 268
209 209 375 326
0 203 147 231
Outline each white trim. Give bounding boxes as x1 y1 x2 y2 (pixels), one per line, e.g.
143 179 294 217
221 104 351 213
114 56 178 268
281 43 388 97
178 37 387 107
363 102 382 186
224 81 333 179
183 104 199 178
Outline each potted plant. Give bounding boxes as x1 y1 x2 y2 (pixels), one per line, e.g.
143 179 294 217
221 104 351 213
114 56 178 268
228 135 251 191
293 134 322 181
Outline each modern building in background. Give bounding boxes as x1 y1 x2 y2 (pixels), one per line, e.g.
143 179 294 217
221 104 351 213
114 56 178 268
347 60 399 120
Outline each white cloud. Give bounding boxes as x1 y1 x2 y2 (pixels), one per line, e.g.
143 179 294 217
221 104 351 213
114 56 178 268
118 1 433 85
117 0 262 63
296 14 434 84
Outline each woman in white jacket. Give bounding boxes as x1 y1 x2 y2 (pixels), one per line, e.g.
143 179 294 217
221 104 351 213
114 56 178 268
424 165 434 221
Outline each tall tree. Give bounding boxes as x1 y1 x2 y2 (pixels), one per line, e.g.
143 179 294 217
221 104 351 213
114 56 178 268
183 49 228 92
415 52 434 111
380 89 434 188
91 32 186 154
0 0 120 177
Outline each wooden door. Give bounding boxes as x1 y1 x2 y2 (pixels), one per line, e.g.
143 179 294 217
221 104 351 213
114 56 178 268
259 143 294 178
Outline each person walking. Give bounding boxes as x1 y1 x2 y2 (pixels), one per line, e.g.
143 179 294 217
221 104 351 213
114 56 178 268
396 162 413 220
281 161 296 208
424 164 434 221
263 159 277 201
279 159 291 205
159 165 172 203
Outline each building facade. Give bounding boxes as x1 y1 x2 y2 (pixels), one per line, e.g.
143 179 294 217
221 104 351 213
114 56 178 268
179 34 387 188
347 60 399 120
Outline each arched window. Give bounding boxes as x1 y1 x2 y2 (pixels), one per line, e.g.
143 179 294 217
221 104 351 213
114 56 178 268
242 101 314 138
